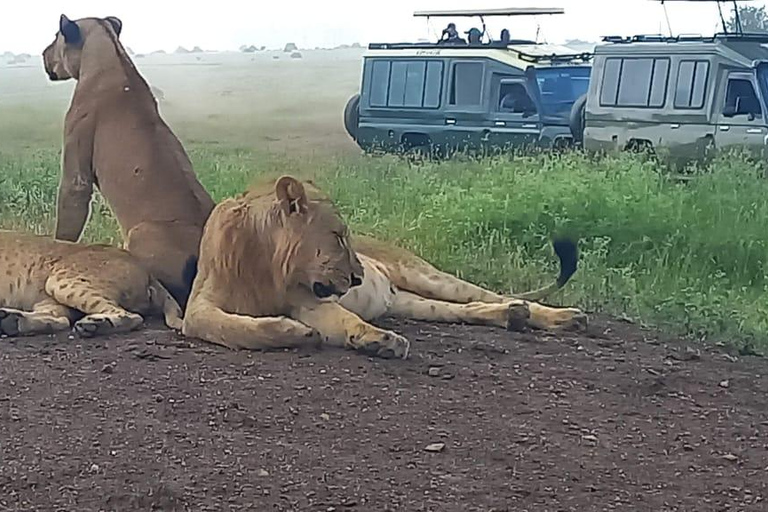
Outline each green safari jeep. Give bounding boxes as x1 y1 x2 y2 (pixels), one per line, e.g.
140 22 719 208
343 7 592 156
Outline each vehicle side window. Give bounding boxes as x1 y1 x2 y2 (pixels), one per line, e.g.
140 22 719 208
450 62 484 106
498 83 536 115
368 59 443 109
370 61 391 107
723 78 762 118
600 57 669 108
674 60 709 109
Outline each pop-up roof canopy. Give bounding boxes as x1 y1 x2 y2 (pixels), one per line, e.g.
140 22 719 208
413 7 565 44
413 7 565 17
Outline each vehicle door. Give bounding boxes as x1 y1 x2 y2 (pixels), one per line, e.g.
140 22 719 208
482 76 540 151
714 71 768 156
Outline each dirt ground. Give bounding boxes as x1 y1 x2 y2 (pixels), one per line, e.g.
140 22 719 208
1 315 767 512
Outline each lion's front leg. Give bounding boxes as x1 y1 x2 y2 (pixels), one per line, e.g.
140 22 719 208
182 298 322 351
292 302 410 359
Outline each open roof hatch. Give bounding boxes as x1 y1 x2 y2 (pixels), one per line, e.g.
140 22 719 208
413 7 565 44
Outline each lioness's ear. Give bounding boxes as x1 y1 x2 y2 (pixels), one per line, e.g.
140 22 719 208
275 175 308 215
59 14 82 45
105 16 122 37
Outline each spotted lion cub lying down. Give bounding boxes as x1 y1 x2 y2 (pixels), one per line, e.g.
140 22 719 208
0 231 182 338
181 176 587 359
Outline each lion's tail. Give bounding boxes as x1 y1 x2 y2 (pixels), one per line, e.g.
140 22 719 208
148 277 184 330
509 238 579 302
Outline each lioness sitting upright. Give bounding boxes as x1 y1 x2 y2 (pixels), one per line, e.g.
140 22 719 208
182 176 587 360
42 14 215 309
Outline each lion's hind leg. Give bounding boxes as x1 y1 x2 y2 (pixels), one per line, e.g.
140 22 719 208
527 302 588 332
388 291 530 330
44 273 144 338
0 298 72 337
182 298 322 351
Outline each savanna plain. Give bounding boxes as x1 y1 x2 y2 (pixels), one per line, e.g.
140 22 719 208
1 49 767 511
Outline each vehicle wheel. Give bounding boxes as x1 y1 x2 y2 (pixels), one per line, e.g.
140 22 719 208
343 94 360 141
569 94 587 145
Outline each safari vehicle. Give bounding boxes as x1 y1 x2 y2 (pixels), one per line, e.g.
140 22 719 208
571 0 768 166
342 7 593 156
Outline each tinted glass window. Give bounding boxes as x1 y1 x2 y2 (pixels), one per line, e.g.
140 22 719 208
617 58 653 106
388 61 408 107
403 61 427 107
450 62 484 106
424 61 443 108
724 78 762 117
370 60 390 107
368 59 442 109
675 60 709 109
600 58 622 106
535 66 591 115
649 59 670 107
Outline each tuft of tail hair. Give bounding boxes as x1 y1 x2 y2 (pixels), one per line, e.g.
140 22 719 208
510 237 579 302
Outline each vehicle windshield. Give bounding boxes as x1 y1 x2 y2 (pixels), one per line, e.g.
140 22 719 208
534 66 591 116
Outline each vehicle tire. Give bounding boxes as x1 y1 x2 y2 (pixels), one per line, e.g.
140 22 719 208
343 94 360 141
569 94 587 145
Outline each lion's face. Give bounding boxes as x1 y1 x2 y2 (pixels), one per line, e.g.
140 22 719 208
273 176 364 301
43 14 122 81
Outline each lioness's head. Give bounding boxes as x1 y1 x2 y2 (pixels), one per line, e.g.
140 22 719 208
271 176 364 300
43 14 123 81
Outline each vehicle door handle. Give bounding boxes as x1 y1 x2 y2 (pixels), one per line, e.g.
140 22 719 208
670 124 680 129
494 121 506 126
747 128 763 134
445 118 456 125
719 125 730 131
522 124 537 129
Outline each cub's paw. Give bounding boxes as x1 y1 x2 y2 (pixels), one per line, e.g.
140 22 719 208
505 301 531 331
357 329 410 360
0 308 24 336
75 313 143 337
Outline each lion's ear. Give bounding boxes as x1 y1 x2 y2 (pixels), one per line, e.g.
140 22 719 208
105 16 123 37
275 175 308 215
60 14 82 45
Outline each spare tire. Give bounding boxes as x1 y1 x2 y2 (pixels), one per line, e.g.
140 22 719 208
343 94 360 141
569 93 587 145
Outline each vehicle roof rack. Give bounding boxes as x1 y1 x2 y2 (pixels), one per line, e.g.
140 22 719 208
600 31 768 44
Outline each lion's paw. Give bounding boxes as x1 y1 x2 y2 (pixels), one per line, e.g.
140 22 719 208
358 329 410 360
0 308 24 336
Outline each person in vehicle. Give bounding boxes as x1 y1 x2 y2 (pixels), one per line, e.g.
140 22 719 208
499 29 511 45
466 27 483 45
440 23 461 43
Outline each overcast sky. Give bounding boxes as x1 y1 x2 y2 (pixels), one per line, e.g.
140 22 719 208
2 0 767 54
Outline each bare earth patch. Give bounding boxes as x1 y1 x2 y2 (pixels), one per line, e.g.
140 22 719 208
1 316 766 511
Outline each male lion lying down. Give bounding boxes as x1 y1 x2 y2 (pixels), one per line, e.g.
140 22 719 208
182 176 587 359
0 231 182 337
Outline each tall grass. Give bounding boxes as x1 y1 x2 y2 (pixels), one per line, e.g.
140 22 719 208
2 145 768 347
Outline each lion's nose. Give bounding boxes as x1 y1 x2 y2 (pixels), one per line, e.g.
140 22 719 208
351 274 363 287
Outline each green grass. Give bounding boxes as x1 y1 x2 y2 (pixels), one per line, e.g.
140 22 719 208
3 144 768 348
3 50 768 349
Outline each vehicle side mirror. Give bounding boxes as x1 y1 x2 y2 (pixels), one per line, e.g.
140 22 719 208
522 108 537 118
723 104 737 118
